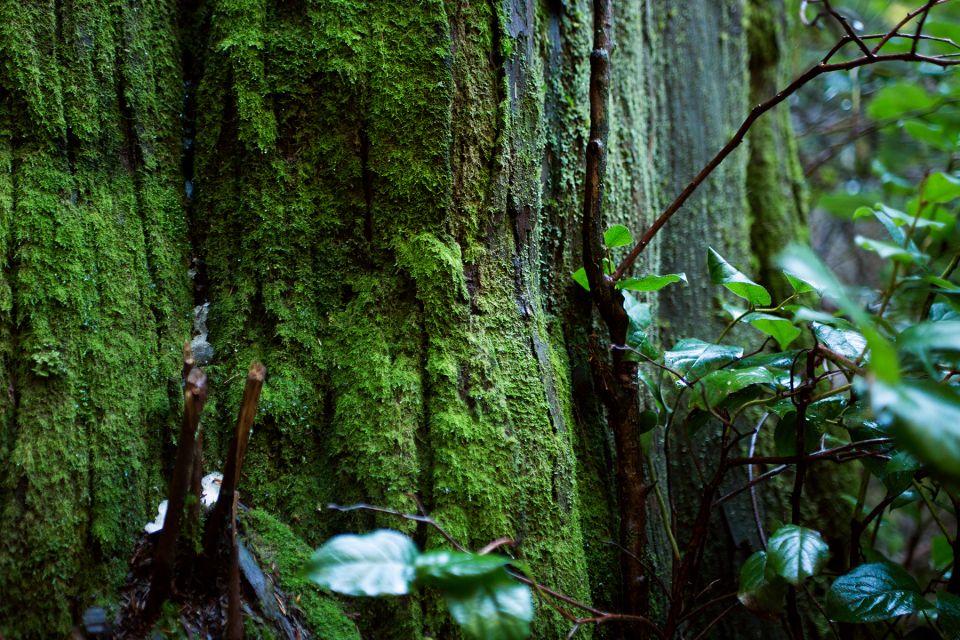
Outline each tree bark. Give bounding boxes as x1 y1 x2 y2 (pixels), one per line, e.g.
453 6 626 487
0 1 806 637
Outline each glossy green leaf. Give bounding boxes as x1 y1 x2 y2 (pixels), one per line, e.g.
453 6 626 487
623 293 659 361
766 525 830 586
307 530 417 596
618 273 687 292
855 236 927 265
708 247 771 306
778 245 863 321
826 562 927 623
691 366 777 411
937 592 960 638
415 551 511 588
737 350 803 370
738 551 788 619
604 224 633 248
813 322 866 360
880 451 920 497
443 570 533 640
872 378 960 479
663 338 743 382
745 313 802 350
853 204 946 231
571 267 590 291
786 273 817 295
924 172 960 204
898 322 960 357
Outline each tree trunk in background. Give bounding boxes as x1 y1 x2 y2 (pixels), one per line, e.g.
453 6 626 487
0 1 805 637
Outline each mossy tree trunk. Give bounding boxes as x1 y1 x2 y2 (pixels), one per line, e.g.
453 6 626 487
0 1 806 637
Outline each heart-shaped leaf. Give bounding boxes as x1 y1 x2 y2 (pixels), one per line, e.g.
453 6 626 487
604 224 633 248
871 378 960 479
307 529 418 596
663 339 743 382
813 322 866 360
571 267 590 291
442 570 534 640
618 273 687 292
739 551 788 619
691 366 777 411
746 313 802 350
766 525 830 586
415 551 510 588
826 562 927 623
708 247 771 306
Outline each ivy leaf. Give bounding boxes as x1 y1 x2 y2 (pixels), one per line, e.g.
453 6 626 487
871 378 960 479
690 366 777 411
442 570 533 640
618 273 687 292
745 313 802 350
738 551 788 619
937 592 960 638
765 525 830 586
897 321 960 369
826 562 927 623
663 338 743 382
604 224 633 248
924 172 960 204
786 273 817 295
879 451 920 497
813 322 866 360
853 204 946 231
571 267 590 291
708 247 771 306
622 293 660 361
415 551 511 588
855 236 927 265
306 530 418 596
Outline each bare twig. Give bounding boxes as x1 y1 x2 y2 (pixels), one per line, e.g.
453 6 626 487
613 0 958 282
204 362 266 559
147 366 208 616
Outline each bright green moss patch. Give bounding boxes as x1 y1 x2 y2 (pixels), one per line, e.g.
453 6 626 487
242 508 361 640
0 0 191 636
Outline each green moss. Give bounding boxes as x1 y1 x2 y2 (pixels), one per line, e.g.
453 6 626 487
243 508 361 640
191 1 605 637
0 1 191 636
745 0 809 299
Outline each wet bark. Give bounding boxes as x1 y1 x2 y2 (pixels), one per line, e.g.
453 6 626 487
0 1 806 637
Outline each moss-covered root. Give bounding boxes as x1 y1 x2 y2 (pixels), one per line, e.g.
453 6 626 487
242 508 361 640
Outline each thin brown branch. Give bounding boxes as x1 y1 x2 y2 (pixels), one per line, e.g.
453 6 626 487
147 367 208 616
327 503 467 552
822 0 873 58
203 362 266 559
727 437 893 467
872 0 950 54
613 28 959 282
